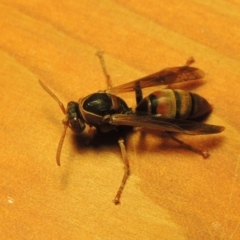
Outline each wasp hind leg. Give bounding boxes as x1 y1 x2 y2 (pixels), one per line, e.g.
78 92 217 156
135 82 143 105
113 137 130 205
185 57 195 66
166 132 210 158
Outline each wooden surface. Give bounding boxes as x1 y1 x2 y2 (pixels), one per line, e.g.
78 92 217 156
1 1 240 239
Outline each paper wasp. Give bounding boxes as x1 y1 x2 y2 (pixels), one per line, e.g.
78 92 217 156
39 52 224 204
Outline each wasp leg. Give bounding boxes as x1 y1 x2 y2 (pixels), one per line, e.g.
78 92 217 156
85 126 97 145
185 57 195 66
113 137 130 205
96 51 113 89
166 132 210 158
135 82 143 105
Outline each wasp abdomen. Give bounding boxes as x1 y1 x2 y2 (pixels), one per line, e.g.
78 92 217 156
136 89 212 120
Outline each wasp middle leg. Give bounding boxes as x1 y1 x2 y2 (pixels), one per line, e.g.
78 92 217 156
113 137 130 205
96 51 113 89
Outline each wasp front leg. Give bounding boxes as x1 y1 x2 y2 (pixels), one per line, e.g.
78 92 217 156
85 126 98 145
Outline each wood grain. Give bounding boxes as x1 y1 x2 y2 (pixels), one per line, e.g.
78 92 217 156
0 0 240 239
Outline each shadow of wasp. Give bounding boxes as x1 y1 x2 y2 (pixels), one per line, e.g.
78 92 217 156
39 52 224 204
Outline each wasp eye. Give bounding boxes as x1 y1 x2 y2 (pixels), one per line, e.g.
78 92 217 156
66 101 85 133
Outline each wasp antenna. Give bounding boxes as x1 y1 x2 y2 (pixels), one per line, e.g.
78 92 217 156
56 124 68 166
39 80 66 114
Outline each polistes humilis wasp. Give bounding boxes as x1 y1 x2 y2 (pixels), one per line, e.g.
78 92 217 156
39 52 224 204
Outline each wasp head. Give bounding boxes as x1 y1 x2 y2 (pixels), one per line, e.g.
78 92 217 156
65 101 86 133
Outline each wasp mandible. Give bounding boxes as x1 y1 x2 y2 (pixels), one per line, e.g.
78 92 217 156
39 52 224 204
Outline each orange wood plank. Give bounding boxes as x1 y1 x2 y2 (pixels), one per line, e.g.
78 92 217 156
0 0 240 239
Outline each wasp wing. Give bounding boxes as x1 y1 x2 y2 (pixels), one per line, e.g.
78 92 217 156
103 114 224 135
106 66 205 94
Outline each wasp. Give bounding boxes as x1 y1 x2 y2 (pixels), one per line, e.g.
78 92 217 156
39 52 224 204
